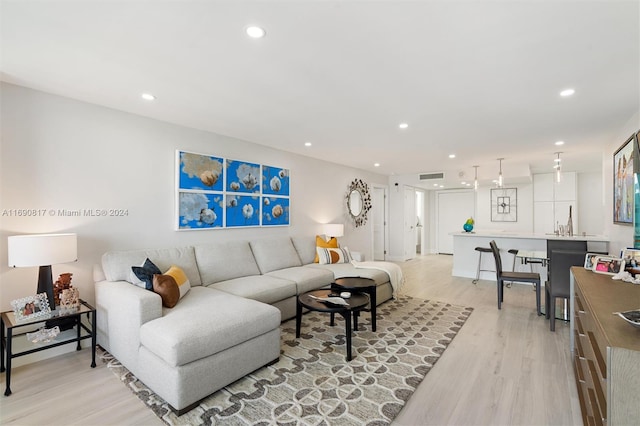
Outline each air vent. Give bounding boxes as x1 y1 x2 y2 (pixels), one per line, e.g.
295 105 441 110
419 172 445 180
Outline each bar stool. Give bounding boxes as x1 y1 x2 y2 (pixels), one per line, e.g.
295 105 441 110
472 246 494 284
509 248 538 291
507 249 519 288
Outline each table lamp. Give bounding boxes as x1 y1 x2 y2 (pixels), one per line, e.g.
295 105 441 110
8 233 78 311
323 224 344 239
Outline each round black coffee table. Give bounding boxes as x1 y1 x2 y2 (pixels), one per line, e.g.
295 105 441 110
296 289 369 361
331 277 377 331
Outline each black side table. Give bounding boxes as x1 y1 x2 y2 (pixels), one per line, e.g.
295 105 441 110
331 277 378 331
1 299 96 396
296 289 369 361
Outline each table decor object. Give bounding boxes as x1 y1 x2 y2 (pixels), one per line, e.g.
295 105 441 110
10 293 52 323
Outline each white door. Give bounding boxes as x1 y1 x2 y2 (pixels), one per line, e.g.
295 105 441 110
372 186 386 260
404 187 417 260
437 190 475 254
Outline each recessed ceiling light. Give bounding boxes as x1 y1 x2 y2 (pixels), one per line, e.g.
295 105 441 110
449 154 456 159
374 163 380 167
399 123 409 129
141 93 156 101
304 142 312 147
246 26 266 38
555 140 565 146
439 185 444 188
461 181 466 185
560 88 575 97
433 183 438 187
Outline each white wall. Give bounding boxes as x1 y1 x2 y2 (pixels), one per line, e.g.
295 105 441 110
475 183 534 233
0 83 388 311
578 171 604 236
603 111 640 255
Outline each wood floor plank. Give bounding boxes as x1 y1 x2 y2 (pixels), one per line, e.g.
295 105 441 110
0 254 581 425
393 254 581 426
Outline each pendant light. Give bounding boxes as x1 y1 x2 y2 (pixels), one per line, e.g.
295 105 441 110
497 158 504 188
473 165 479 191
554 152 562 183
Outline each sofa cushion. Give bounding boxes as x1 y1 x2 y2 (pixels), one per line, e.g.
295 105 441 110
194 241 260 285
292 236 316 265
266 267 334 294
250 238 302 274
314 236 338 263
152 274 180 308
131 258 161 290
208 275 296 304
164 265 191 299
305 263 390 285
316 247 352 264
139 287 280 367
102 247 201 286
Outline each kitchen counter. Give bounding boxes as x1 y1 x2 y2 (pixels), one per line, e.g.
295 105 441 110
451 231 609 281
452 231 609 242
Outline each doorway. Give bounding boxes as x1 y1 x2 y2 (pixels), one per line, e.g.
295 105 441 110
436 190 475 254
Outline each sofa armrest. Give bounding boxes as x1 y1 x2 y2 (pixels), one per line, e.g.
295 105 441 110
95 280 162 374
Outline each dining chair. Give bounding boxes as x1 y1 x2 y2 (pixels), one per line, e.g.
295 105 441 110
546 249 587 331
490 240 542 314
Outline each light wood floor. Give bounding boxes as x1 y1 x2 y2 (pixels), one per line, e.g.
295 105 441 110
0 255 581 425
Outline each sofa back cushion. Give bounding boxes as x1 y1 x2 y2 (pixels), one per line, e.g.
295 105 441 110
291 236 317 265
194 241 260 284
250 237 302 274
102 246 202 286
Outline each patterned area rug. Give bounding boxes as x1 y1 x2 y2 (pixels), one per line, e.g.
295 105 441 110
102 296 472 425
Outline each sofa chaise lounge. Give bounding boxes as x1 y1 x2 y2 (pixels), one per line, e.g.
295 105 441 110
94 236 395 414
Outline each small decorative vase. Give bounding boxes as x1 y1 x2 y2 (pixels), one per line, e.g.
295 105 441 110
463 223 474 232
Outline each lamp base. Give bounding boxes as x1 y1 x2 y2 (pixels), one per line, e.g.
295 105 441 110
37 265 55 311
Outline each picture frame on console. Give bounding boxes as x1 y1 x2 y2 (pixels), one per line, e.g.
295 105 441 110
613 134 634 224
592 256 624 275
11 293 52 323
584 253 599 270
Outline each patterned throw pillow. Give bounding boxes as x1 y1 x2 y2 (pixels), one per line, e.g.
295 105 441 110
164 265 191 300
131 258 162 290
314 235 339 263
152 274 180 308
316 247 352 264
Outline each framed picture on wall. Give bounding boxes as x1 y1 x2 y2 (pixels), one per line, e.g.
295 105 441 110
490 188 517 222
613 134 634 224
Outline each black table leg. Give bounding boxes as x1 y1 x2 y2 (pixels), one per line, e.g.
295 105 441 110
329 312 335 326
295 298 302 338
4 328 12 396
76 316 81 351
1 316 5 373
369 289 377 331
353 310 359 331
90 312 96 368
340 311 352 361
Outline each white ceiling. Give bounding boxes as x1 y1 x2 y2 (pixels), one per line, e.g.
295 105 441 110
2 1 639 189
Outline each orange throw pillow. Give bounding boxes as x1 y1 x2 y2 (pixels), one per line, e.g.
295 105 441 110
314 235 339 263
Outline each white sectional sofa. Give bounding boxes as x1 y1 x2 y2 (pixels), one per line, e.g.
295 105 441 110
94 236 393 414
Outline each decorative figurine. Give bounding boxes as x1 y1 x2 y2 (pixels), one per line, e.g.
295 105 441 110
53 272 73 306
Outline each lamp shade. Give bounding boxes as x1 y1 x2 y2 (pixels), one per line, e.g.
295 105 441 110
323 224 344 238
8 233 77 267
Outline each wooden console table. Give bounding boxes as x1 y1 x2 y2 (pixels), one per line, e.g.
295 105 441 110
570 267 640 425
